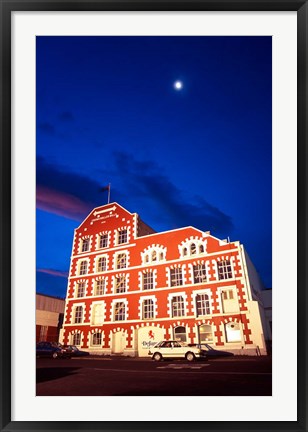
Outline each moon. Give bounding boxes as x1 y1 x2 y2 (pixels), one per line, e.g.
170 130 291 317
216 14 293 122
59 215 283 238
174 80 183 90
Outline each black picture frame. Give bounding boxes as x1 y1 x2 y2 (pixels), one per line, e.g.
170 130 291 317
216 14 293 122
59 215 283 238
1 1 307 431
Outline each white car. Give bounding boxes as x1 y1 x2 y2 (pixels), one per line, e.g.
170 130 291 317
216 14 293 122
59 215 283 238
148 340 206 362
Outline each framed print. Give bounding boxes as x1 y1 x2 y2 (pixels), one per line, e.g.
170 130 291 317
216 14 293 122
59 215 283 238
1 1 307 431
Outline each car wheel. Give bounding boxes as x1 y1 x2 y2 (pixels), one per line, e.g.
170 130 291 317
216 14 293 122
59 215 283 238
153 352 162 362
52 352 58 359
186 352 195 362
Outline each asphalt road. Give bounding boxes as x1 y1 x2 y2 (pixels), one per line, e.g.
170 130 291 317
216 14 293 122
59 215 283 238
36 356 272 396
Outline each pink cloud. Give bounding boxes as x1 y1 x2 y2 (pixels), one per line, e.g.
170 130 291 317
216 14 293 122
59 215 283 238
37 185 90 220
37 268 68 278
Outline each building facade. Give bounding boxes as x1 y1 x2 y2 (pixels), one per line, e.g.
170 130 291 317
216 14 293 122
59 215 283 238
60 203 269 356
36 293 65 342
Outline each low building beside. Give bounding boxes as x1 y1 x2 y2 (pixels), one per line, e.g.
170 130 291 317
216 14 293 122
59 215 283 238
36 293 65 342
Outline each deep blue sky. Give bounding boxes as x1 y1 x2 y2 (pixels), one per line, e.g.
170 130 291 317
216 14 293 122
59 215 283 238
36 36 272 298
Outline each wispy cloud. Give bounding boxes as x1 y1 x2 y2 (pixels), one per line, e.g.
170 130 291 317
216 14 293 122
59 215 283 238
37 268 68 278
36 153 233 235
112 151 234 235
36 157 110 220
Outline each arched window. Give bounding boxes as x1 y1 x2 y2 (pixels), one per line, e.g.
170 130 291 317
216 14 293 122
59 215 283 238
174 326 187 343
180 239 206 258
142 246 166 264
190 243 197 255
199 324 213 342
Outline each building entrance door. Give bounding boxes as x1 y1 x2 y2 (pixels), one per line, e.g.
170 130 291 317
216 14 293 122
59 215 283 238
112 331 125 354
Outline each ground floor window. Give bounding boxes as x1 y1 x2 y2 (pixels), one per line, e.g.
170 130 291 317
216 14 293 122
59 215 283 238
92 332 102 346
199 324 213 342
174 326 187 343
225 322 241 342
72 333 81 346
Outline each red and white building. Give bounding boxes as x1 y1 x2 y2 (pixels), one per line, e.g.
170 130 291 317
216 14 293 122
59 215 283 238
60 202 269 356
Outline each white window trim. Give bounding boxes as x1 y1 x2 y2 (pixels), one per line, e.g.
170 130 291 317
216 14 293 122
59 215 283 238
74 279 87 298
113 250 130 270
178 237 207 259
96 231 110 250
141 245 167 265
191 288 213 317
167 291 188 318
92 276 108 296
138 295 157 320
71 302 86 324
216 285 240 314
110 298 129 322
79 236 92 254
90 301 106 326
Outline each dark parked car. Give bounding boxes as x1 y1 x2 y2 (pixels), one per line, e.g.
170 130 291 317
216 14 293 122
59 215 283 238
36 341 71 359
61 345 90 357
187 343 234 358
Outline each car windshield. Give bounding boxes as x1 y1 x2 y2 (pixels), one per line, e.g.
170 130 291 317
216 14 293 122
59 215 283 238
204 344 214 350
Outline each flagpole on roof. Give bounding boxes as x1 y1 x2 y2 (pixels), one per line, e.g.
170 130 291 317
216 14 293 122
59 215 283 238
108 183 111 204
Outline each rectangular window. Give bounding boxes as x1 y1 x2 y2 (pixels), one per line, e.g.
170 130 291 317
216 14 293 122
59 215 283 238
97 257 107 272
73 333 81 345
218 260 232 280
92 333 102 345
76 282 85 298
142 299 154 319
115 276 126 293
116 253 127 269
79 261 88 275
81 239 90 252
171 296 185 317
74 306 83 324
170 268 183 287
95 279 105 296
222 290 234 300
143 272 154 290
99 234 108 248
117 229 127 245
114 302 125 321
193 264 207 284
196 293 210 316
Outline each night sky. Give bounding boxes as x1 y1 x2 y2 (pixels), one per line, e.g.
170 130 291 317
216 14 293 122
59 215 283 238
36 36 272 298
